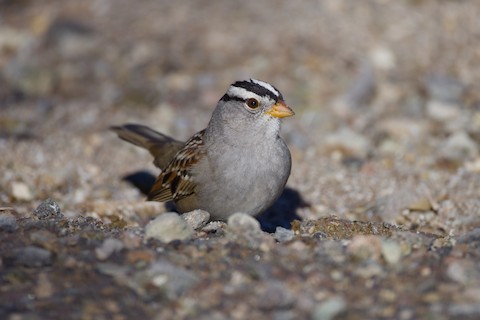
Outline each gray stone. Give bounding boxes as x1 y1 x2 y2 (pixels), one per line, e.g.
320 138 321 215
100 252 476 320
323 128 371 158
273 227 294 243
133 261 198 299
0 212 17 232
182 209 210 230
144 212 193 243
34 198 62 219
425 74 465 103
227 212 261 232
255 281 295 310
312 296 347 320
441 131 478 162
201 221 227 234
449 304 480 318
381 239 402 265
457 228 480 244
95 238 124 261
13 246 53 267
227 213 264 248
426 100 460 123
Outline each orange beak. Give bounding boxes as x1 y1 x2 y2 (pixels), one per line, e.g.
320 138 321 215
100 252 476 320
264 100 295 118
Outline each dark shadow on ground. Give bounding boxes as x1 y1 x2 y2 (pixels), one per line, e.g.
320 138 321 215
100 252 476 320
123 171 156 196
123 171 308 232
257 188 308 232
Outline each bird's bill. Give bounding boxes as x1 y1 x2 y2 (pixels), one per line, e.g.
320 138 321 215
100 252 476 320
265 100 295 118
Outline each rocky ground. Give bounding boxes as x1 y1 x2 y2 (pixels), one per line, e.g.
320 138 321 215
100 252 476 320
1 0 480 319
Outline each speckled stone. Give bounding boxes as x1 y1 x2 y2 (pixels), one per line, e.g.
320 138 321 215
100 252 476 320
34 198 62 219
181 209 210 230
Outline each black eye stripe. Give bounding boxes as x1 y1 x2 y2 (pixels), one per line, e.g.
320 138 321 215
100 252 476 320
220 94 244 102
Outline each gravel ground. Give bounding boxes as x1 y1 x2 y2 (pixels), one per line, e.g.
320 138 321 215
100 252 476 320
1 0 480 319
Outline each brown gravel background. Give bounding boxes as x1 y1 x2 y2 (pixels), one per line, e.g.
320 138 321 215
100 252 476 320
1 1 480 319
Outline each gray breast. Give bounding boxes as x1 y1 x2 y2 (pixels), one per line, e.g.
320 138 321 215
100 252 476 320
192 137 291 220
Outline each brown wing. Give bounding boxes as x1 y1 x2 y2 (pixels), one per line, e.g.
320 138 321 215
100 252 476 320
147 130 206 202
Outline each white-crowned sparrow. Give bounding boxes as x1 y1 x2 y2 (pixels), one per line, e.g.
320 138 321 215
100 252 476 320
112 79 294 220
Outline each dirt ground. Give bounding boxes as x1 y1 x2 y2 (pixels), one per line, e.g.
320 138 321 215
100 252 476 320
1 1 480 319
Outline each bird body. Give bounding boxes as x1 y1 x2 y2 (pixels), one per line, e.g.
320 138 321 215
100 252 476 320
112 79 294 220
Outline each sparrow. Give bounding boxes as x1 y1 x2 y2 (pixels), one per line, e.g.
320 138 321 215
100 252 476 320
112 79 294 220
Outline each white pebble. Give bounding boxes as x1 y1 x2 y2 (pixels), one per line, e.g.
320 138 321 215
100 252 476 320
11 182 33 201
144 212 193 243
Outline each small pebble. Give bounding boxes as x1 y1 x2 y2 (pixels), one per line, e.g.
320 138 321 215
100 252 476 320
122 229 143 249
426 100 460 123
227 213 264 248
347 235 382 261
201 221 227 234
0 212 17 232
312 296 347 320
227 212 261 232
95 238 124 261
11 182 33 201
446 260 473 285
144 212 193 243
133 261 198 299
182 209 210 230
425 74 465 103
457 228 480 244
448 303 480 318
323 128 370 158
273 227 294 243
381 239 402 265
255 281 295 310
34 198 63 219
13 246 53 267
441 131 478 162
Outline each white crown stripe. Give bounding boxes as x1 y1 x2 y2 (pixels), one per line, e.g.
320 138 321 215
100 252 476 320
251 79 279 97
227 86 261 100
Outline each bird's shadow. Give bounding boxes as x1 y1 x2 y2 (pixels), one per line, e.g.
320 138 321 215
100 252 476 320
122 170 307 232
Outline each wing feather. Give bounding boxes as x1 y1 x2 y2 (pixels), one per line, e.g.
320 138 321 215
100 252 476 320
147 130 205 202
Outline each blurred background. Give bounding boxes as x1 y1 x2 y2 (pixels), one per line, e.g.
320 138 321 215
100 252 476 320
1 0 480 234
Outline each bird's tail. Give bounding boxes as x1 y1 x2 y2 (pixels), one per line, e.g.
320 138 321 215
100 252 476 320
110 123 183 168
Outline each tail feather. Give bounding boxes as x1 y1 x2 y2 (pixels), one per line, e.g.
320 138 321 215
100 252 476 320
110 123 183 169
110 123 175 148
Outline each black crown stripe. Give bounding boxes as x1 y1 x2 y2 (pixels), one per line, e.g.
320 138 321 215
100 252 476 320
231 80 283 102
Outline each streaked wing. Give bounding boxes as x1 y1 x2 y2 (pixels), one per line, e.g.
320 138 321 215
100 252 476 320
147 130 205 202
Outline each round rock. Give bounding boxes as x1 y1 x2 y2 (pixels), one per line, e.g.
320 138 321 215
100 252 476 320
227 212 261 232
144 212 193 243
11 182 33 201
95 238 125 261
441 131 478 162
273 227 294 243
181 209 210 230
0 212 17 232
13 246 53 267
34 198 63 219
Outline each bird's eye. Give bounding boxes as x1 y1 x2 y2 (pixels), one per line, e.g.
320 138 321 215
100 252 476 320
246 98 259 109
